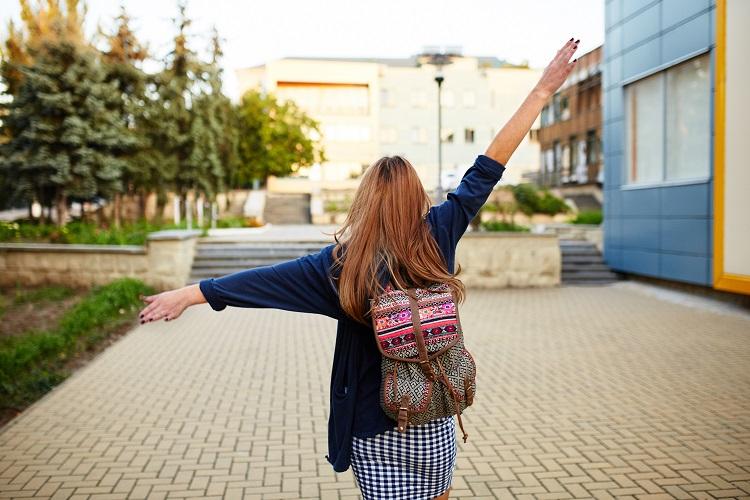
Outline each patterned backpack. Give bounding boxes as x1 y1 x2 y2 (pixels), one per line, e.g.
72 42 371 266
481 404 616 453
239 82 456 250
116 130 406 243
369 282 476 442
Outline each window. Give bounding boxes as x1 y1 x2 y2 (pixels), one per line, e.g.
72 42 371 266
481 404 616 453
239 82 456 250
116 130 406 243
560 95 570 121
541 104 551 127
441 129 454 143
462 91 476 108
411 127 428 144
624 53 710 185
441 90 455 108
380 88 394 108
464 128 475 144
665 55 710 180
380 127 398 144
411 90 427 108
322 124 370 142
586 130 599 166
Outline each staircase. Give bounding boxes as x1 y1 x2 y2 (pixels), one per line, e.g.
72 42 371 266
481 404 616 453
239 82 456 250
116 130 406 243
560 238 623 285
263 194 311 225
188 241 328 284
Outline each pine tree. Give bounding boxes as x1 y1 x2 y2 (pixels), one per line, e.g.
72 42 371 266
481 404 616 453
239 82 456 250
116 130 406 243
0 0 131 226
99 6 149 226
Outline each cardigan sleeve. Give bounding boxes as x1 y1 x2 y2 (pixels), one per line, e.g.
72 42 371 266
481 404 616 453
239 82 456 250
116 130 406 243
427 154 506 250
198 243 343 321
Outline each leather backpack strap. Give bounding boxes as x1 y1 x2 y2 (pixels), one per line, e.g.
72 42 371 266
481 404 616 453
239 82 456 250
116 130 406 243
406 288 437 381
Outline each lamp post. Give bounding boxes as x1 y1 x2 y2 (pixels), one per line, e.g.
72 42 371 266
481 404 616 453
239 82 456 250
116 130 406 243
417 49 460 203
435 68 444 202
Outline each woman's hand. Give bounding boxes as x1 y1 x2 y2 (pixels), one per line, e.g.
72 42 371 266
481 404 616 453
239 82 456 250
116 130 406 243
484 37 580 166
139 286 197 324
534 38 580 99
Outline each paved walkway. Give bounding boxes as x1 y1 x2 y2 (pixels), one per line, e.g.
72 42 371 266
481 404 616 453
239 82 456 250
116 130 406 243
1 282 749 499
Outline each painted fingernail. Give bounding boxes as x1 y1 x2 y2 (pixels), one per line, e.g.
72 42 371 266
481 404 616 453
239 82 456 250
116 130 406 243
569 37 574 41
575 39 580 44
573 58 578 62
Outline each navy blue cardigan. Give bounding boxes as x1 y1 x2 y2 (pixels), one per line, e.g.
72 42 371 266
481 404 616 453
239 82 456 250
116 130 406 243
199 154 506 472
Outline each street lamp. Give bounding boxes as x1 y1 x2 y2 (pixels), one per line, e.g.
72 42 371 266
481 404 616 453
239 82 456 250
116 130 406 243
417 48 460 203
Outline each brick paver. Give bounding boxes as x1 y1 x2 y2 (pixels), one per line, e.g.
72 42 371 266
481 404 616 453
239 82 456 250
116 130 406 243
1 283 749 499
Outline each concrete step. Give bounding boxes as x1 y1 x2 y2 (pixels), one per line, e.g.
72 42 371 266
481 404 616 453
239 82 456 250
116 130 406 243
562 270 622 280
561 263 614 272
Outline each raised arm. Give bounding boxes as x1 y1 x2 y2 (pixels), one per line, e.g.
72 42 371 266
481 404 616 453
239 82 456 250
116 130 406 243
427 38 580 249
486 38 579 164
138 244 343 323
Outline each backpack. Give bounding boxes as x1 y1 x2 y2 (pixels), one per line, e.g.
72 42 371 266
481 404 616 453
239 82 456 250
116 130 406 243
368 282 476 442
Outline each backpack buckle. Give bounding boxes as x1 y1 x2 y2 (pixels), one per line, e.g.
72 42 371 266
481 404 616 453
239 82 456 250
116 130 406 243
397 394 409 433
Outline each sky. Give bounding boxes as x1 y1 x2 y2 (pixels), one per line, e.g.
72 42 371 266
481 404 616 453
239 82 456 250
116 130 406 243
1 0 605 100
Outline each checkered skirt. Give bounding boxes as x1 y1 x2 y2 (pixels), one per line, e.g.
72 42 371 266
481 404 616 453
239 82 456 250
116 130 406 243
350 416 457 500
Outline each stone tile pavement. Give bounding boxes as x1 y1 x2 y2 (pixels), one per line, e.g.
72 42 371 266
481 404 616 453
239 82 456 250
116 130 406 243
1 282 749 499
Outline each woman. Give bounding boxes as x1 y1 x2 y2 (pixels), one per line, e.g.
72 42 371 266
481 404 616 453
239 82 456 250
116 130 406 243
138 38 580 500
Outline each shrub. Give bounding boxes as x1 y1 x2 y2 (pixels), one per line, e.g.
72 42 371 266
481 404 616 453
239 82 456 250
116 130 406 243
511 183 569 216
480 220 530 232
570 210 603 224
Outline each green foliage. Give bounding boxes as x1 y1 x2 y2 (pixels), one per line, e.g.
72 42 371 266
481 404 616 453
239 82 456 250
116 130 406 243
480 220 530 232
0 217 207 245
511 183 569 216
0 22 133 220
234 89 325 187
0 277 152 409
215 215 264 228
569 209 603 224
0 2 247 226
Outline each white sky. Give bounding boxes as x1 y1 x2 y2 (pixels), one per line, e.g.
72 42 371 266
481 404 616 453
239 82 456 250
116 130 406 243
1 0 604 100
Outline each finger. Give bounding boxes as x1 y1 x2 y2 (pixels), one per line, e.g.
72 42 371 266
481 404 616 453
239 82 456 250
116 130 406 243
142 306 165 323
139 303 157 320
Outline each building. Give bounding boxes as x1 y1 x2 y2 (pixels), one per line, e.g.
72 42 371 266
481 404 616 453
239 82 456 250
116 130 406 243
602 0 749 296
235 55 543 201
534 45 603 212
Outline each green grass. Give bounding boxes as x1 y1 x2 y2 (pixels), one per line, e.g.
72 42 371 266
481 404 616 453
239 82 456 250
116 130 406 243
0 278 154 410
0 285 76 320
569 210 603 225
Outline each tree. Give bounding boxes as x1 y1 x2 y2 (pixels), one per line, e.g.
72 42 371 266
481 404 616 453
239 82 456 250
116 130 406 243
0 0 131 226
234 89 325 188
99 6 149 226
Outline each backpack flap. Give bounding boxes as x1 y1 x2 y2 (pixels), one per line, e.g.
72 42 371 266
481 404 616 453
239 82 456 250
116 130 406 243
369 283 461 363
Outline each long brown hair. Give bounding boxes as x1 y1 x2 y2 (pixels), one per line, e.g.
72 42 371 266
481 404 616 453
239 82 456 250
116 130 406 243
326 155 466 325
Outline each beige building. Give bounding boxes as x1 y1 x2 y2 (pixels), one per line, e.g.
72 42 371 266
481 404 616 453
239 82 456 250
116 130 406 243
236 55 543 199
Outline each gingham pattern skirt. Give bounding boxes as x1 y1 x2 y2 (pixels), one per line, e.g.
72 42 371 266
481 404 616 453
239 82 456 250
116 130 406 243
350 416 457 500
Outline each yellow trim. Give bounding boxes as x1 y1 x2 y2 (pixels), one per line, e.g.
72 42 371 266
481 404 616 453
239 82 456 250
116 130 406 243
713 0 750 295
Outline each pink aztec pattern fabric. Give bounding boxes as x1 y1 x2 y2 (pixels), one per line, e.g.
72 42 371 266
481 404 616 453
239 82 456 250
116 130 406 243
373 283 459 356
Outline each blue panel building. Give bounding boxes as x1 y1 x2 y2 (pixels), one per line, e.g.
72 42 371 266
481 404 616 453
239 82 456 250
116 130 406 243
602 0 716 286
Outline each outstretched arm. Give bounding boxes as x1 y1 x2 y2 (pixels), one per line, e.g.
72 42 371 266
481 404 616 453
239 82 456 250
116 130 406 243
138 244 343 323
485 38 579 165
427 38 580 249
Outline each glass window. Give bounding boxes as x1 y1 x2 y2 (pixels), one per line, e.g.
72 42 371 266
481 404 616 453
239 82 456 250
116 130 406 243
624 71 664 184
441 129 454 143
411 127 428 144
380 127 398 144
462 91 476 108
665 54 710 180
464 128 475 143
624 53 710 185
441 90 455 108
411 90 427 108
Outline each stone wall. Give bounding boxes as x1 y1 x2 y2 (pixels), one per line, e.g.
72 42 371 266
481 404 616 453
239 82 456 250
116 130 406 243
456 232 560 288
0 230 201 291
